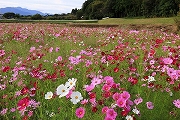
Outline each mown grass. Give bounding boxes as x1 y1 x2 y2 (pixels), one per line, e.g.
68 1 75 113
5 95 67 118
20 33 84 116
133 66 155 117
98 17 177 25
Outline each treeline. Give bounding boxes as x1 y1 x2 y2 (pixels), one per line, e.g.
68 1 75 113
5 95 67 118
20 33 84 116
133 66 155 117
73 0 180 19
2 12 77 20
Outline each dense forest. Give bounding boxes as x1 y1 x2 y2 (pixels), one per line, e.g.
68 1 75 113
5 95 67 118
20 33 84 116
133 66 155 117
73 0 180 19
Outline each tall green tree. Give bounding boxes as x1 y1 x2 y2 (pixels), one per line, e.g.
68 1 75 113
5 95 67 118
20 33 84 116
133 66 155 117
3 12 15 19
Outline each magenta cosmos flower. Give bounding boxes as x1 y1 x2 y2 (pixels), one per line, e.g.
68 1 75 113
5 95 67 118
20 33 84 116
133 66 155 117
102 106 109 114
17 97 30 111
75 107 85 118
173 99 180 108
120 91 130 101
117 98 126 108
106 108 117 119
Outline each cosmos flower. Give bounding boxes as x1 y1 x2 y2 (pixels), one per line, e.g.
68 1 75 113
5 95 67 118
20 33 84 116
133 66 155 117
173 99 180 108
56 84 69 98
116 98 126 108
70 91 83 104
126 115 133 120
17 97 29 111
65 78 77 90
134 97 143 105
146 101 154 109
45 91 53 99
162 58 173 65
106 108 117 119
75 107 85 118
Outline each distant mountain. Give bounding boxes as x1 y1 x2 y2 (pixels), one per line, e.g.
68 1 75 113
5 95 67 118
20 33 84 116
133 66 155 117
0 7 46 15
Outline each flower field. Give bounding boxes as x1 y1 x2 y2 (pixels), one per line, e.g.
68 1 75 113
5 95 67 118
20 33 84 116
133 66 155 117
0 23 180 120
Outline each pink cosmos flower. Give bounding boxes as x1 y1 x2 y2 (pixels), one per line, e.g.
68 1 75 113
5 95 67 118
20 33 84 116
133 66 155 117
69 56 81 65
167 68 178 80
146 101 154 109
0 108 8 115
102 106 109 114
112 93 121 101
149 59 155 65
104 76 114 86
134 97 143 105
162 58 173 65
89 98 97 106
28 110 33 117
0 49 5 57
116 98 126 108
66 89 73 99
104 116 115 120
81 99 88 105
57 56 62 61
85 83 95 92
107 55 114 61
125 99 134 111
120 91 130 101
173 99 180 108
10 108 16 112
91 77 102 85
106 108 117 119
29 47 35 52
102 84 111 91
75 107 85 118
49 47 53 53
56 47 60 52
85 60 92 67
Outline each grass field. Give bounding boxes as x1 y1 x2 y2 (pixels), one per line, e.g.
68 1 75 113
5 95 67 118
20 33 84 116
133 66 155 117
0 17 179 25
98 17 177 25
0 22 180 120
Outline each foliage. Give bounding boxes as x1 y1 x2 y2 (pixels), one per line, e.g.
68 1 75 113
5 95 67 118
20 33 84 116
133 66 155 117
31 14 43 20
76 0 180 19
3 12 16 19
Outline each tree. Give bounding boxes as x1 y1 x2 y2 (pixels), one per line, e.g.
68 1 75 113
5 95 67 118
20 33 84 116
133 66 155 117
71 8 78 15
76 9 84 19
14 14 20 19
78 0 180 19
31 14 42 20
3 12 15 19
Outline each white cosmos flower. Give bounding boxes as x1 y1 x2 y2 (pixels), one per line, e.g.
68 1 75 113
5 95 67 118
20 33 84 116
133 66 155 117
70 91 83 104
132 108 140 114
56 84 69 98
65 78 77 90
126 115 133 120
148 76 156 82
45 91 53 99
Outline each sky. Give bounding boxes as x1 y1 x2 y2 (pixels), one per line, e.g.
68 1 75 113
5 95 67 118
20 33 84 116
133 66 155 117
0 0 86 14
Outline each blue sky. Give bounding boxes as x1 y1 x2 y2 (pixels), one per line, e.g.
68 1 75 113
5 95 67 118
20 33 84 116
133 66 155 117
0 0 86 14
